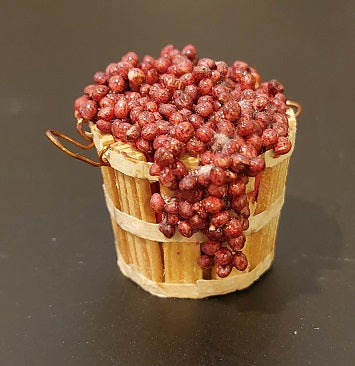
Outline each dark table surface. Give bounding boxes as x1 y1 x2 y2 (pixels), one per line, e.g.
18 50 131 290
1 1 354 365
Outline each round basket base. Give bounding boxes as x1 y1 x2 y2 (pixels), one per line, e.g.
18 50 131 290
115 245 274 299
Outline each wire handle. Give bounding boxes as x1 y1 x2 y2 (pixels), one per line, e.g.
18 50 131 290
287 100 302 117
45 119 110 167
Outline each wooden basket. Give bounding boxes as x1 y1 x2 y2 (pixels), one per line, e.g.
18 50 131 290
46 105 299 299
92 109 297 298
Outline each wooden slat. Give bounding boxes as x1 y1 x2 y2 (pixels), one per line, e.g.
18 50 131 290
255 157 290 214
123 174 154 279
242 213 280 270
114 170 140 269
101 166 131 264
109 142 164 281
162 241 202 283
134 177 164 282
110 217 131 265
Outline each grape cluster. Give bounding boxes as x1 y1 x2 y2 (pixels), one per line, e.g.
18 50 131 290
74 44 292 278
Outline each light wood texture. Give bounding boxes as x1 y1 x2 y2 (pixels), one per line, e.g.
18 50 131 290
243 213 280 270
122 173 152 278
100 166 131 264
114 170 140 268
162 241 202 283
116 247 274 299
255 157 290 214
108 142 163 281
134 177 164 282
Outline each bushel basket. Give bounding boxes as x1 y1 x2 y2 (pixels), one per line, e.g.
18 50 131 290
46 104 299 299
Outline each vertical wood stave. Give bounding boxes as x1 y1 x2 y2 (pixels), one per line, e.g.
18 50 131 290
101 166 131 264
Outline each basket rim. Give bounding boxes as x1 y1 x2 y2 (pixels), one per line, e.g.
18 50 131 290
90 108 297 181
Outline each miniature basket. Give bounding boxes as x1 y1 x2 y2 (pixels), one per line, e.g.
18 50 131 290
46 102 300 299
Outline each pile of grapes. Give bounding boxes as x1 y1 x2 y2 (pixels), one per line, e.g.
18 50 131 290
74 44 291 278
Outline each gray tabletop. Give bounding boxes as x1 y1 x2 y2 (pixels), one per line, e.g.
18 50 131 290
1 1 354 365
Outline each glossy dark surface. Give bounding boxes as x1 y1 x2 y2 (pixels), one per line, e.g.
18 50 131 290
1 1 354 365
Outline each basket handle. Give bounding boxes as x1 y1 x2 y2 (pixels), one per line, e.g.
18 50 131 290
45 119 110 167
286 100 302 117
